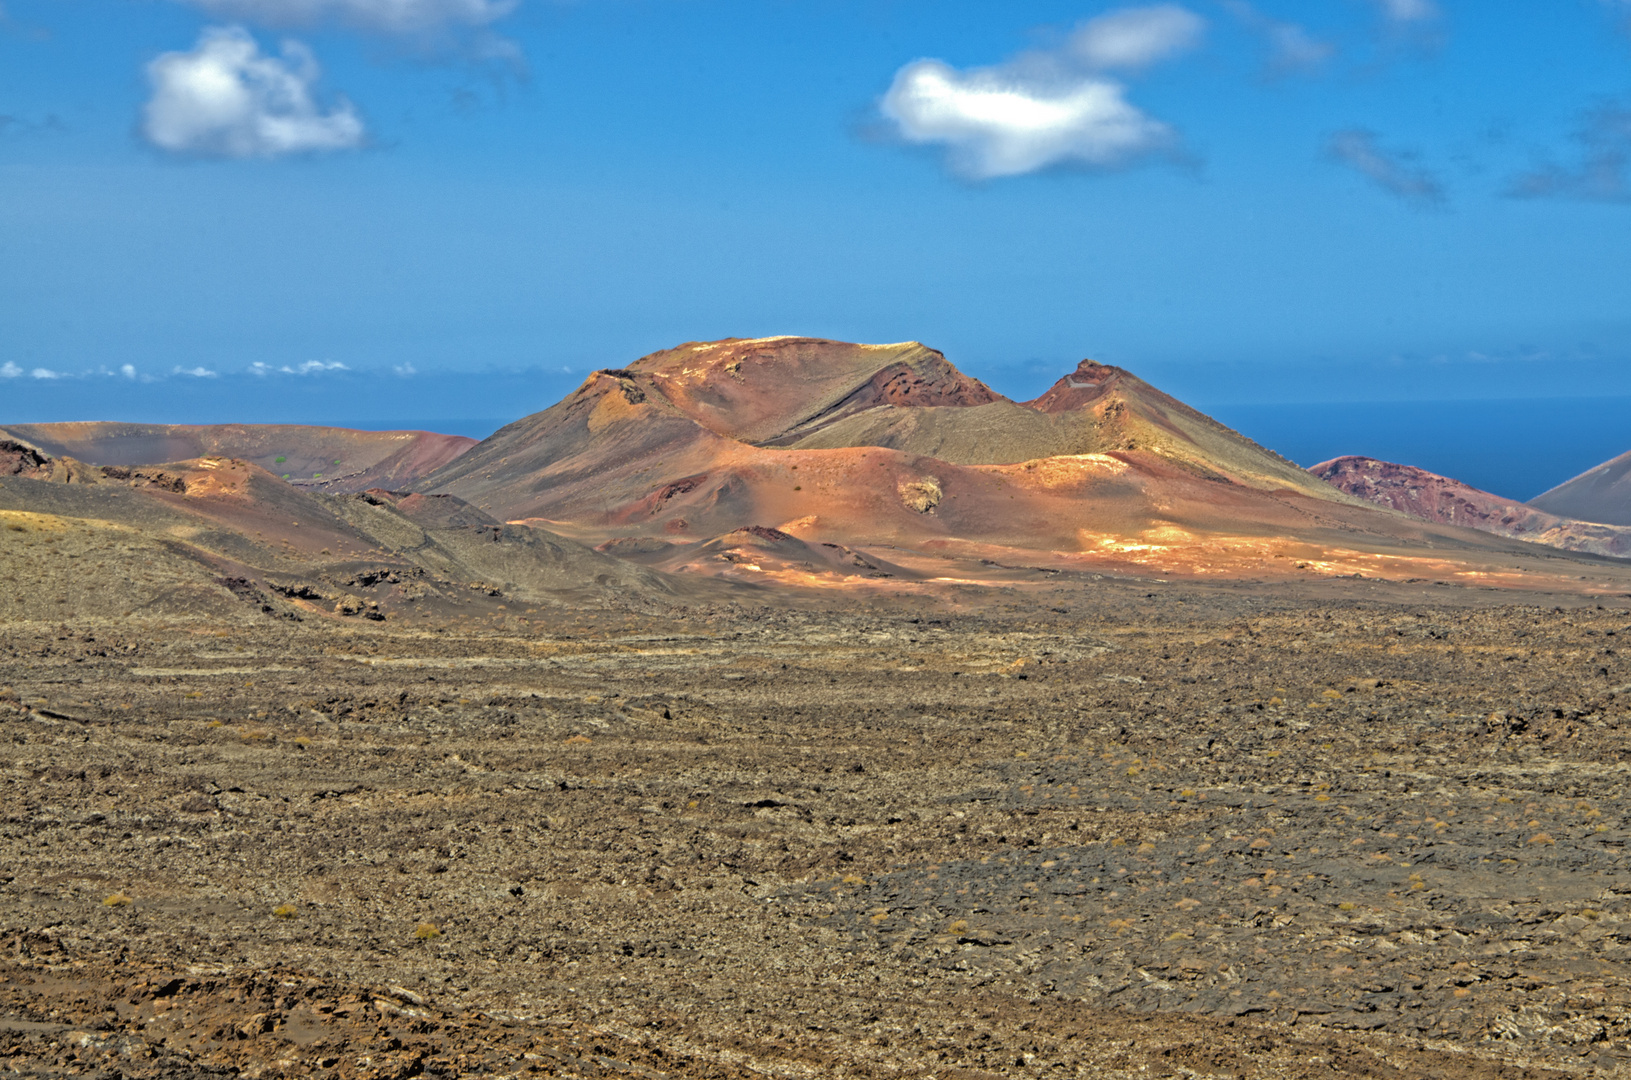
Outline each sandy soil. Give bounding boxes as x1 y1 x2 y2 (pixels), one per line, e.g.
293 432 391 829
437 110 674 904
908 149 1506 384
3 575 1630 1078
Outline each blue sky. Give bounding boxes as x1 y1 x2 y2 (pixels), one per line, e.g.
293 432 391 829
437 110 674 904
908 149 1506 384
3 1 1631 494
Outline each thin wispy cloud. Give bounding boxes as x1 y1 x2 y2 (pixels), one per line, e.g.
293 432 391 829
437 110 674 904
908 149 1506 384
1509 104 1631 203
173 0 513 37
249 359 351 374
1326 128 1445 206
1370 0 1439 23
174 365 219 377
1068 4 1204 70
879 4 1200 180
142 27 364 159
1221 1 1332 76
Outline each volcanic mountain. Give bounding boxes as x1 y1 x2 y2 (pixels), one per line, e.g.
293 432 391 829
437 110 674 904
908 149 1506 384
1529 448 1631 526
0 422 475 494
415 336 1618 587
1313 455 1631 560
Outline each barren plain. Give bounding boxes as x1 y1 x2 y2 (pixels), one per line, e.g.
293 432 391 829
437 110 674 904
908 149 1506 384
7 338 1631 1079
4 570 1631 1079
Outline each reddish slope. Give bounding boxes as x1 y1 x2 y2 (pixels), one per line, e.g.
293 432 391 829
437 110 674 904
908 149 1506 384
414 337 1631 591
1313 456 1631 560
0 422 475 493
1529 448 1631 526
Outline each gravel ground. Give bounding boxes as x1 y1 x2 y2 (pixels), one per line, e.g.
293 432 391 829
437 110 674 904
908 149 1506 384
2 583 1630 1078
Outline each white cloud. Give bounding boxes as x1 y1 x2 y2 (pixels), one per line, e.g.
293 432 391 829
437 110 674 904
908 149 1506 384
879 6 1200 180
30 367 61 379
1070 4 1205 71
1510 105 1631 203
174 365 219 377
249 359 349 374
1371 0 1438 23
0 362 21 378
1327 129 1444 205
174 0 513 36
882 61 1175 178
121 364 137 379
393 363 417 376
1221 1 1332 75
143 27 364 159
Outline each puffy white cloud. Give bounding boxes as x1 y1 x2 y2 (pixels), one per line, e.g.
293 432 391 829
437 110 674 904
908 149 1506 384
1069 4 1204 71
142 27 364 159
879 6 1200 180
393 363 417 376
1327 129 1444 205
1371 0 1438 23
30 367 62 379
120 364 137 379
174 365 219 377
1221 1 1332 75
0 362 21 378
883 62 1175 179
1510 105 1631 202
174 0 513 36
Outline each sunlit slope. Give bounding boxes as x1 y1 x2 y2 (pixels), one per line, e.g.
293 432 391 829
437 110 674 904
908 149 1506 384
418 338 1357 525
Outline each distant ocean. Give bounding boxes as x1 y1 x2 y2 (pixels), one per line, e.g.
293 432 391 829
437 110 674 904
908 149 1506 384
1208 398 1631 502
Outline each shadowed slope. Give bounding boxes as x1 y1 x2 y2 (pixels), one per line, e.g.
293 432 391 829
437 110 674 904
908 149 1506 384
0 422 476 494
1314 455 1631 560
1530 448 1631 526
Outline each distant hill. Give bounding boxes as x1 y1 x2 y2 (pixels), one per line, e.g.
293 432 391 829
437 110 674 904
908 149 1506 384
1529 448 1631 526
1312 455 1631 560
0 422 475 494
0 445 677 622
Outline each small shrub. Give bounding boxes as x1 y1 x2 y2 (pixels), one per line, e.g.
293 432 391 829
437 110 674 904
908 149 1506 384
1338 902 1357 911
272 904 297 919
947 919 968 934
103 892 133 907
414 922 442 940
841 873 865 885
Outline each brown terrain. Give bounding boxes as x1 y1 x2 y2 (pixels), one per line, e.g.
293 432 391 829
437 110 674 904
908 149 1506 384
1313 456 1631 560
1532 451 1631 528
0 422 476 494
8 340 1631 1079
415 337 1630 591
